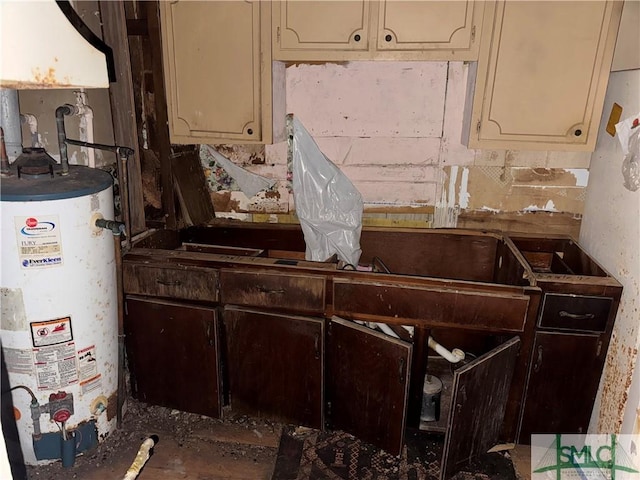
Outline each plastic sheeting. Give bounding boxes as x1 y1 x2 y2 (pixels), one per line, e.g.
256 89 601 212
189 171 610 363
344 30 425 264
291 117 363 266
616 114 640 192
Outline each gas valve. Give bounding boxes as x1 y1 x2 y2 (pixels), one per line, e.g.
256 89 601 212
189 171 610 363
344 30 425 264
48 391 74 423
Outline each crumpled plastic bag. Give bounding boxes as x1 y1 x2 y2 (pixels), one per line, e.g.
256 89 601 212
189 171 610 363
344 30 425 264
616 114 640 192
291 117 363 266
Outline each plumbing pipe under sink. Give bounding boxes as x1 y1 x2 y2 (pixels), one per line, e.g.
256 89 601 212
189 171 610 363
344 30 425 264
360 321 465 364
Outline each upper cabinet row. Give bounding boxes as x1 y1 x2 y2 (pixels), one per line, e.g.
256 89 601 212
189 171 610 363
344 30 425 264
159 1 623 151
274 0 483 61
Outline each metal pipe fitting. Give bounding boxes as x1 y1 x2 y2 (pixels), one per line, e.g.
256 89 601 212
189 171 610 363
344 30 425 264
95 218 125 236
55 104 78 175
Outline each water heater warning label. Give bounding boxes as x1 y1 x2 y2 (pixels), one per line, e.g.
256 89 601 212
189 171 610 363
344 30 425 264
31 317 73 347
14 215 63 269
33 341 78 390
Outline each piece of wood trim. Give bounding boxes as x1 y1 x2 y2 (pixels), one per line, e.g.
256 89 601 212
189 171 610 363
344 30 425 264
457 210 581 239
99 1 147 236
146 0 177 229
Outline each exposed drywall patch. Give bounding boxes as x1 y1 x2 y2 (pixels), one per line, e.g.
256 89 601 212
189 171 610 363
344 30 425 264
459 167 470 209
523 200 558 212
480 206 501 213
565 168 590 187
433 167 460 228
440 165 586 213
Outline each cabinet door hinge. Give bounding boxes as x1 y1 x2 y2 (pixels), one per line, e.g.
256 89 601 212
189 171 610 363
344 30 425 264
596 340 603 357
276 26 281 44
471 25 476 43
476 120 481 133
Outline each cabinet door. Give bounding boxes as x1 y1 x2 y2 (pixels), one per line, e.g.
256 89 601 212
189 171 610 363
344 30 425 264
326 317 412 456
519 332 603 441
160 1 274 144
377 1 482 60
223 306 324 429
467 1 623 151
441 337 520 479
124 297 221 417
273 1 371 60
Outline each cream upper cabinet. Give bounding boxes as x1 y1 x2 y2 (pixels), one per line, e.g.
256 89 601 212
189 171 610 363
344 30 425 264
376 1 482 60
272 1 485 61
160 1 284 145
273 1 371 59
466 1 623 151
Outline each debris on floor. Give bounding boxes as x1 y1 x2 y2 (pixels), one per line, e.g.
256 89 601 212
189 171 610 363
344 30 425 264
25 398 281 480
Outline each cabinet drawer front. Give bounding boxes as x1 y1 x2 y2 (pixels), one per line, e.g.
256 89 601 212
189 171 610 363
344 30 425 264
333 279 529 332
124 263 219 302
220 270 326 314
539 294 612 332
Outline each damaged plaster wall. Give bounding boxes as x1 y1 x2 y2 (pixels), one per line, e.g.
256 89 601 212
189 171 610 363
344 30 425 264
204 61 590 231
16 1 115 168
581 69 640 435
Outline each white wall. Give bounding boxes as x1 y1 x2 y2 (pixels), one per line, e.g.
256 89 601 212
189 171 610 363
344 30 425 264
580 69 640 434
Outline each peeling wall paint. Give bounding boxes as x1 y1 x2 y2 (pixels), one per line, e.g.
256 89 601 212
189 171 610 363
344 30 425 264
581 69 640 435
204 61 592 231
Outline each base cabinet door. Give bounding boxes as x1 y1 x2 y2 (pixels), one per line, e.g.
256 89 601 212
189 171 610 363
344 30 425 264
441 337 520 479
519 332 603 441
326 317 412 456
223 306 324 428
124 297 221 417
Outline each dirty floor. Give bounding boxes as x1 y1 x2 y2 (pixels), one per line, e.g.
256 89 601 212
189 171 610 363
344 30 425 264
19 399 532 480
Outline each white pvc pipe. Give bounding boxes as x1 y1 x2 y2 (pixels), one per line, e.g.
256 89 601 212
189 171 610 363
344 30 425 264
428 336 465 364
20 114 40 148
75 90 96 167
357 322 464 364
376 322 400 339
122 436 157 480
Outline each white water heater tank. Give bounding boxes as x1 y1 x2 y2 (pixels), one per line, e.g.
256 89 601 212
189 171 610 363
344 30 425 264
1 159 118 465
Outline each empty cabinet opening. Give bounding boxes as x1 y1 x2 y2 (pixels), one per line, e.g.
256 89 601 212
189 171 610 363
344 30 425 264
510 236 608 277
136 224 529 286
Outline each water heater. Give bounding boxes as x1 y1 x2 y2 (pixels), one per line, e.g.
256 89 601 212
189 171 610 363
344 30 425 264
1 149 118 465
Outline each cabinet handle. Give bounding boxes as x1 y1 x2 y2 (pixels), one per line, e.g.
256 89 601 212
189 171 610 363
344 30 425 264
533 345 543 373
257 286 285 294
353 34 361 42
156 279 181 286
385 34 392 42
559 311 595 320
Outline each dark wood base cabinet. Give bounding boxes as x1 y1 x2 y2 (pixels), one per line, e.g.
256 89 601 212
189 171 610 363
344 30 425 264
123 225 622 477
124 297 222 418
520 332 603 437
